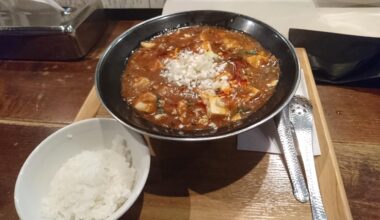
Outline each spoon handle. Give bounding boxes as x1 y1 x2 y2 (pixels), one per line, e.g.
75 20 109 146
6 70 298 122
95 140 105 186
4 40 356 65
290 99 328 220
276 108 309 203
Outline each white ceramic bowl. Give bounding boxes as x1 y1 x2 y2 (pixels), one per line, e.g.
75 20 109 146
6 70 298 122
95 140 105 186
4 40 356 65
14 118 151 220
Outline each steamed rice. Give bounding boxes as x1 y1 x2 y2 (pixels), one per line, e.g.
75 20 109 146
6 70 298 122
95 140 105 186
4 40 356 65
41 136 136 220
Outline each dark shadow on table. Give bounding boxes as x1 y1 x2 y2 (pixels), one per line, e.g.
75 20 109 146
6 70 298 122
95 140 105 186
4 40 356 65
141 135 268 219
317 78 380 89
85 22 116 60
343 84 380 98
119 193 144 220
146 136 266 194
86 20 143 60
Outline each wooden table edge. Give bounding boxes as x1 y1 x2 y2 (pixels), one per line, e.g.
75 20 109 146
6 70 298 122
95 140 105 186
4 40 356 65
296 48 353 220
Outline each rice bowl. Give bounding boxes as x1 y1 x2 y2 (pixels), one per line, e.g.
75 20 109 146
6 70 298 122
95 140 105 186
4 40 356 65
14 118 150 220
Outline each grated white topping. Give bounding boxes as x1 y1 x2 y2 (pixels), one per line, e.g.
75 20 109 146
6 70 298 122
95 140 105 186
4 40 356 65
160 50 228 91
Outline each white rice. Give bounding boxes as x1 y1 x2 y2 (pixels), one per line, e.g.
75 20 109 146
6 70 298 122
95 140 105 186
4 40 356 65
41 136 136 220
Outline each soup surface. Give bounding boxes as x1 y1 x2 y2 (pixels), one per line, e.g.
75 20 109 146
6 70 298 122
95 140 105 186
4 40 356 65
121 26 280 130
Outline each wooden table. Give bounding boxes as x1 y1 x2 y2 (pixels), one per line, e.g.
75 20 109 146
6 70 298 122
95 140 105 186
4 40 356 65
0 21 379 220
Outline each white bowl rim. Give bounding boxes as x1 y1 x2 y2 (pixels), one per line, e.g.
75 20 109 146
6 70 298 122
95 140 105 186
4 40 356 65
14 118 151 220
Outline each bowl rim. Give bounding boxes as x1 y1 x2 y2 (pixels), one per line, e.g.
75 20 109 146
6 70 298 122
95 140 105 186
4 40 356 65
95 10 300 141
14 118 151 220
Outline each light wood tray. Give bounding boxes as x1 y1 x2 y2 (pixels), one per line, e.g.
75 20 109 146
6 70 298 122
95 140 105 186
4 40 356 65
75 48 352 219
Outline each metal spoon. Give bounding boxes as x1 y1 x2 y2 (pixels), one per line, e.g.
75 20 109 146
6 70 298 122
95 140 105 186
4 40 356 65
275 107 309 203
289 95 328 220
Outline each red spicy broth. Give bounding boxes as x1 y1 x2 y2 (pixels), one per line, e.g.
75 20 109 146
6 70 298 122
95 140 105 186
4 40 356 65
121 26 280 130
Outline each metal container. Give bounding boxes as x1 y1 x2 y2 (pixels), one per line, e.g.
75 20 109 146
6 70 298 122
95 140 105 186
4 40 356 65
0 0 106 60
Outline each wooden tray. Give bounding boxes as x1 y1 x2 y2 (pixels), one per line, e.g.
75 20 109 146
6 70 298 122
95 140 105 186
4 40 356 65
75 48 352 219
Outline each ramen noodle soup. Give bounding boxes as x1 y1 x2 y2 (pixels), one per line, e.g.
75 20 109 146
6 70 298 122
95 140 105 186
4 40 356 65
121 26 280 130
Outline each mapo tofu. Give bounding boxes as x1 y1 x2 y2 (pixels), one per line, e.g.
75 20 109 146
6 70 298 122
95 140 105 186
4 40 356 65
121 26 280 130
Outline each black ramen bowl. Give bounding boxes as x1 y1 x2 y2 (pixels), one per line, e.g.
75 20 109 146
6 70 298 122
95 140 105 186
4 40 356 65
96 10 300 141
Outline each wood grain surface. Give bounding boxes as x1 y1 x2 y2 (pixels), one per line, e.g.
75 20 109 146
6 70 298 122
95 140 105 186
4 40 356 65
0 20 379 220
0 124 59 220
317 85 380 220
0 59 95 124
